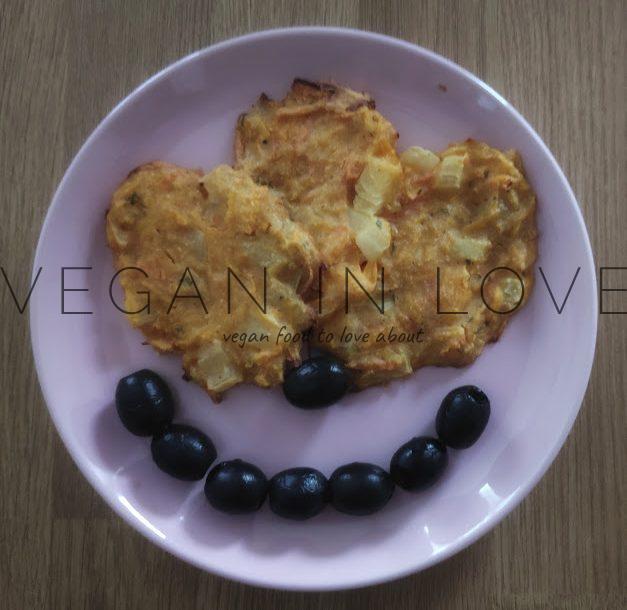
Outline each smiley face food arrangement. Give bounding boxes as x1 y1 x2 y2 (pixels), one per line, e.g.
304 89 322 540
116 370 491 518
106 80 537 519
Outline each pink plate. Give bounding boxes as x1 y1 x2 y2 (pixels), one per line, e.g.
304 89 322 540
30 28 597 590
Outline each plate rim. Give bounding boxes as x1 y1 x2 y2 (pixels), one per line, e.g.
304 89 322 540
30 26 598 591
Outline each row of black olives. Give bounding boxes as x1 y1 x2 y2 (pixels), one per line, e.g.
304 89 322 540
115 365 490 519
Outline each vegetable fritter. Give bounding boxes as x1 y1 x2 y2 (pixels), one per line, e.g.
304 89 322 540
106 162 318 400
313 139 538 387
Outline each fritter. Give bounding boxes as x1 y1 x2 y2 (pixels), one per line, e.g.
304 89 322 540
106 162 318 400
235 79 402 317
107 81 539 400
312 139 538 388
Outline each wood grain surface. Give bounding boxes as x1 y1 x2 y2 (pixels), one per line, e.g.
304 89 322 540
0 1 624 608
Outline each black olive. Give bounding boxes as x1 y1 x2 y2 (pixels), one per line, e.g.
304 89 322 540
283 355 350 409
115 369 174 436
204 459 268 514
151 423 217 481
436 385 491 449
390 436 448 491
269 467 328 520
329 462 394 516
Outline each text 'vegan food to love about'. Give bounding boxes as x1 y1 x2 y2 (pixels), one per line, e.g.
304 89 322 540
106 80 538 402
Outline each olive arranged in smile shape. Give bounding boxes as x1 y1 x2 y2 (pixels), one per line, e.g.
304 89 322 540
151 424 217 481
329 462 395 516
115 369 174 436
269 467 328 520
436 385 491 449
282 355 350 409
390 436 448 492
204 459 268 514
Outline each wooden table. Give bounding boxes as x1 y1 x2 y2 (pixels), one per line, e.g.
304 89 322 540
1 1 624 608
